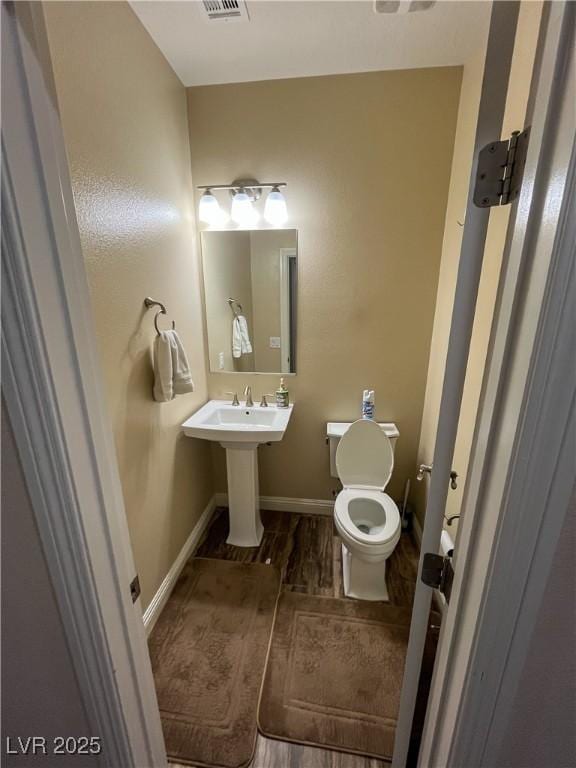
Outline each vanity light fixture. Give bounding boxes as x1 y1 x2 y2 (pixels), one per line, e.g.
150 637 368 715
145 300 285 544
198 189 226 225
197 180 288 227
264 186 288 226
231 190 259 226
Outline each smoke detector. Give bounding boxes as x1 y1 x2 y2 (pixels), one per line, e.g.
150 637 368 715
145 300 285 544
201 0 249 23
374 1 435 13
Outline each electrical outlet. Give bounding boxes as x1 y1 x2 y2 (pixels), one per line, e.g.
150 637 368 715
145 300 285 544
269 336 281 348
218 352 225 369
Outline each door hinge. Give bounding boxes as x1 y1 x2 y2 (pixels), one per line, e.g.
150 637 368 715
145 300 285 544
130 574 141 603
421 552 454 603
473 128 530 208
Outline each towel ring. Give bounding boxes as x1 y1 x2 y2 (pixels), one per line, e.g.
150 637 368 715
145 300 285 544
153 309 175 336
228 297 243 318
144 296 175 336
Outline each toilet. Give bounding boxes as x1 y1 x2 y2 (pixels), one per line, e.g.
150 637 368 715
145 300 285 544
333 419 401 601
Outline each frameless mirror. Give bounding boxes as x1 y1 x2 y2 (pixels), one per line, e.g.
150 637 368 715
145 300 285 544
201 230 297 374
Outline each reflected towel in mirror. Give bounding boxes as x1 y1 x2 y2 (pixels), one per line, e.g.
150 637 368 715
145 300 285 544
232 315 252 358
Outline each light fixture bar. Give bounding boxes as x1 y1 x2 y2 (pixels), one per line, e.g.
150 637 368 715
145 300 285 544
197 182 287 191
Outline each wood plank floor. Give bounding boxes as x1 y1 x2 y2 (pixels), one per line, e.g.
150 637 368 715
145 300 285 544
194 508 420 608
171 734 386 768
169 508 425 768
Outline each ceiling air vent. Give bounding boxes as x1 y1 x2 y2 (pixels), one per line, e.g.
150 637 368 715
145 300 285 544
201 0 249 23
374 1 435 13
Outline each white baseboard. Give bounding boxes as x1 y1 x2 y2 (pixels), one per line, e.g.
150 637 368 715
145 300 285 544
143 495 216 635
214 492 334 517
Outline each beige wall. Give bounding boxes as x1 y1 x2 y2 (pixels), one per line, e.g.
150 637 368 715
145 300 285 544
203 230 255 372
188 69 462 501
415 2 543 533
44 1 213 611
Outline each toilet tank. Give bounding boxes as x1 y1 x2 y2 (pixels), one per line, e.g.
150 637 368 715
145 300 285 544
326 422 400 479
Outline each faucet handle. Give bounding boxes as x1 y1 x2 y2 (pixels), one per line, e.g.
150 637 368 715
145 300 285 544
225 392 240 406
259 394 276 407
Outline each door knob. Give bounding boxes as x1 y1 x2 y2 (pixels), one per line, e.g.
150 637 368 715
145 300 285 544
417 463 459 490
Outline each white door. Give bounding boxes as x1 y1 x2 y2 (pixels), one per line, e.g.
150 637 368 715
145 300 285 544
393 3 573 766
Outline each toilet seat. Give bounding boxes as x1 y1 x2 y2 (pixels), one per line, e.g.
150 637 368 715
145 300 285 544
335 488 400 549
334 419 401 553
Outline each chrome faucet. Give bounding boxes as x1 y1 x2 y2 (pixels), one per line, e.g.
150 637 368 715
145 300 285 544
244 386 254 407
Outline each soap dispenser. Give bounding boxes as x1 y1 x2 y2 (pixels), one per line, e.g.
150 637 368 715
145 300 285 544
276 377 289 408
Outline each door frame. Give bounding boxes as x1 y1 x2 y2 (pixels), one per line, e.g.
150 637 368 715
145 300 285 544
2 2 573 767
279 246 296 373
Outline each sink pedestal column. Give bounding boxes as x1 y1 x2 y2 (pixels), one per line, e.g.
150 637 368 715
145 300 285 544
221 442 263 547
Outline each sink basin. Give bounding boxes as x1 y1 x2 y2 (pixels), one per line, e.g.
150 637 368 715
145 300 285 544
182 400 293 444
182 399 294 548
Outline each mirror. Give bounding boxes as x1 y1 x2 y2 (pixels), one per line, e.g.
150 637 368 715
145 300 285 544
201 230 297 374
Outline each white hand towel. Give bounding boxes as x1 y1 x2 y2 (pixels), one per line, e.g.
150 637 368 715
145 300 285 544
170 330 195 395
232 317 242 359
153 330 174 402
153 330 194 402
238 315 252 354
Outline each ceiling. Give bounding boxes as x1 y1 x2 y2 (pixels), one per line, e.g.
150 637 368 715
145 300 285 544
130 1 491 87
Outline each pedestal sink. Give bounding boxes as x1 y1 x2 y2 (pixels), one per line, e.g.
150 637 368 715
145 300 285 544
182 400 294 546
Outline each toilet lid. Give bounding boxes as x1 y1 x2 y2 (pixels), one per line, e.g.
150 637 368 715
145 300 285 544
336 419 394 490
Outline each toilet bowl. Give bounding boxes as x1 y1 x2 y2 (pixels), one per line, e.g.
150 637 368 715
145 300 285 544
334 419 401 601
